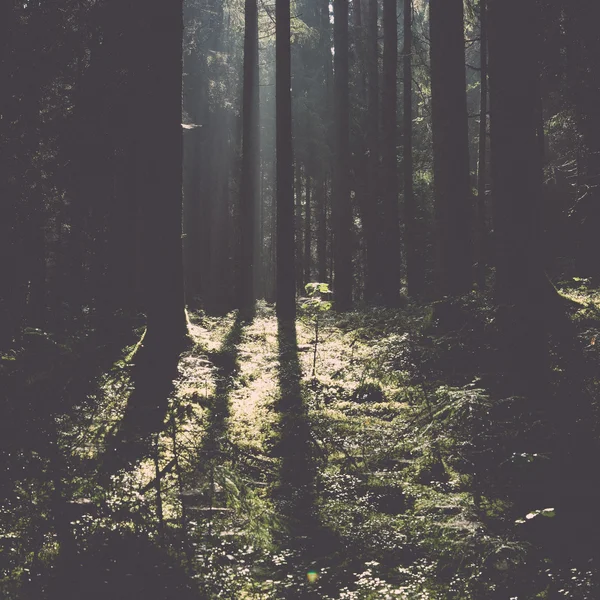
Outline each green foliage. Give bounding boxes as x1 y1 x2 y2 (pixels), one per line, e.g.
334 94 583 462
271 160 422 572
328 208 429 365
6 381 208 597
302 282 333 317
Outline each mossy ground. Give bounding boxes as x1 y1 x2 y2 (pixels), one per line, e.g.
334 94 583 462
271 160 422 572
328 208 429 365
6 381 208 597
2 285 600 598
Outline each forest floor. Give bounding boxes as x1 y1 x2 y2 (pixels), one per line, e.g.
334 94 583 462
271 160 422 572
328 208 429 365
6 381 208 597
3 284 600 599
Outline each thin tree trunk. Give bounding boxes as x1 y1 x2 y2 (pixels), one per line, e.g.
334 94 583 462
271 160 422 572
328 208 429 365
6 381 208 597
382 0 400 306
333 0 353 310
276 0 296 321
304 174 312 284
295 164 304 293
364 0 382 302
240 0 260 317
475 0 488 290
316 177 327 282
404 0 422 297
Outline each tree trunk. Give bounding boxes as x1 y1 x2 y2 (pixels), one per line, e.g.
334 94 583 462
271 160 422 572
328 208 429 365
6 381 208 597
488 0 547 401
403 0 422 298
364 0 382 302
138 0 187 348
304 174 312 284
382 0 400 306
316 177 328 283
240 0 260 317
430 0 472 297
295 163 304 293
333 0 353 310
475 0 488 291
276 0 296 321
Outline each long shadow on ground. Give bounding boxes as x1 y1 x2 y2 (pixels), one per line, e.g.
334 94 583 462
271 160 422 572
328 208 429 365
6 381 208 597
103 335 187 472
201 314 245 458
180 314 250 598
273 319 339 598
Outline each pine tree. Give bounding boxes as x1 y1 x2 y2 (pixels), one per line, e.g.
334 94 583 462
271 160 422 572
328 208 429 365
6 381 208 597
240 0 260 317
138 0 187 348
276 0 296 320
430 0 472 296
382 0 400 306
333 0 353 310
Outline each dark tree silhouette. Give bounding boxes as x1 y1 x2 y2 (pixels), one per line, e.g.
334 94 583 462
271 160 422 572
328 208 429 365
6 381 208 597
240 0 260 317
475 0 488 291
137 0 187 348
382 0 400 306
430 0 472 296
276 0 296 321
488 0 547 400
364 0 382 302
333 0 353 310
403 0 422 298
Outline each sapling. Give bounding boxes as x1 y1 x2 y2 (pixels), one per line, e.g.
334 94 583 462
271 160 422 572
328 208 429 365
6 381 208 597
301 283 332 377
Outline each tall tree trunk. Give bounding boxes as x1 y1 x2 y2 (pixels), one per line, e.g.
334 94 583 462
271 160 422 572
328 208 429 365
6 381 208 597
240 0 260 317
295 164 304 293
403 0 422 298
488 0 547 401
276 0 296 321
139 0 187 347
475 0 488 291
0 1 18 347
430 0 472 297
304 174 312 284
363 0 382 302
382 0 400 306
333 0 353 310
352 0 370 301
316 177 328 283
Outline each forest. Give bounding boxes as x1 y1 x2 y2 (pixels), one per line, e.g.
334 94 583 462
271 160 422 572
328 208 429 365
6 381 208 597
1 0 600 598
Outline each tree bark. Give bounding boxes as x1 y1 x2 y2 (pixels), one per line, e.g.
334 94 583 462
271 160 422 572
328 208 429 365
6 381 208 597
488 0 547 401
276 0 296 321
333 0 353 310
382 0 400 306
316 177 328 283
304 174 312 285
295 164 304 293
240 0 260 317
475 0 488 291
364 0 382 302
403 0 422 298
138 0 187 347
430 0 472 297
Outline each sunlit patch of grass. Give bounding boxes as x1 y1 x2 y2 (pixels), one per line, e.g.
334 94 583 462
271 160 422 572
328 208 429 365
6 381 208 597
557 279 600 319
227 311 280 453
187 310 238 353
40 300 542 598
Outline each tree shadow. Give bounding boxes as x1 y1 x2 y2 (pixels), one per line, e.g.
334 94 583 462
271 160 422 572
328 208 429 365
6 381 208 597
201 313 245 458
274 320 316 528
273 318 338 597
103 334 188 472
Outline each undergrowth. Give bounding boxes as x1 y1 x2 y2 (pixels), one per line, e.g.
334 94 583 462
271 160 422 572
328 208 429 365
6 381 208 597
2 284 600 599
